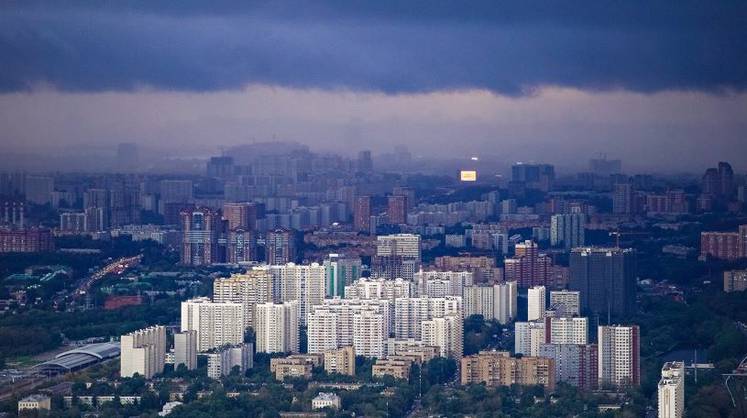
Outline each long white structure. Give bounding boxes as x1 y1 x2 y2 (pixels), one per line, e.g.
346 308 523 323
344 277 413 301
421 315 464 358
307 298 390 357
266 263 326 326
547 316 588 345
120 325 166 379
393 296 462 340
414 270 473 298
181 297 245 352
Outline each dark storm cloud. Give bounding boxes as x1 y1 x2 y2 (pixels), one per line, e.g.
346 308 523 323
1 1 746 95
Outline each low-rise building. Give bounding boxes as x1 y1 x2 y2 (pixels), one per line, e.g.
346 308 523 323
311 392 341 410
270 354 323 381
18 394 51 413
461 351 556 391
324 346 355 376
372 358 412 380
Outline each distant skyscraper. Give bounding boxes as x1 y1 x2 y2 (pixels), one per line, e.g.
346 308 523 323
24 176 54 205
549 290 581 317
116 142 139 172
393 186 416 210
266 229 296 264
206 156 234 179
613 183 633 215
223 202 261 231
569 247 636 320
589 157 622 175
324 254 362 298
373 234 421 280
180 208 221 266
658 361 685 418
550 212 585 250
353 196 371 233
598 325 640 388
357 150 373 172
511 163 555 191
387 195 408 224
718 161 734 198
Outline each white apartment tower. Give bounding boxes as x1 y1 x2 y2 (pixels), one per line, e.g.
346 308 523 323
174 330 198 371
527 286 547 321
598 325 641 387
658 361 685 418
307 298 391 357
255 301 300 354
414 270 473 298
181 297 245 352
421 315 464 359
120 325 167 379
213 270 273 328
514 321 546 356
462 281 517 324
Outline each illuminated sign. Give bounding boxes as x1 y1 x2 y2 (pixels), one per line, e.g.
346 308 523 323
460 170 477 182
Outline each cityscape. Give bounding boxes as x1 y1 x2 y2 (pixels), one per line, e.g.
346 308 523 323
1 2 747 418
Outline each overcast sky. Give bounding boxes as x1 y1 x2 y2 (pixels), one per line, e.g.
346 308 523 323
1 1 746 173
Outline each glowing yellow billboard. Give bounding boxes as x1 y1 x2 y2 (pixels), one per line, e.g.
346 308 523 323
460 170 477 182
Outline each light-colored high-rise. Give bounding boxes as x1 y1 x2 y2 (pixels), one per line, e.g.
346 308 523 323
174 330 198 371
213 270 273 328
267 263 326 326
598 325 640 388
255 301 299 354
344 277 413 301
120 325 166 379
527 286 546 321
549 290 581 317
206 343 253 379
414 270 473 298
181 297 245 352
393 296 462 340
515 321 546 356
658 361 685 418
462 281 517 324
307 298 390 357
421 315 463 359
547 317 588 345
376 234 421 259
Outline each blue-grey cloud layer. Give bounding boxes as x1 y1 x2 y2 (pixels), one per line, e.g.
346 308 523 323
1 1 746 95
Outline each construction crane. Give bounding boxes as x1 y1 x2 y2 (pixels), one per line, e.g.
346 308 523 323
608 230 648 248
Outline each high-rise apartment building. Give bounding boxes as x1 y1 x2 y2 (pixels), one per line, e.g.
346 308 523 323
180 297 245 352
527 286 547 321
515 321 546 356
353 196 371 233
373 234 421 280
206 343 253 379
307 298 390 357
613 183 633 215
180 208 221 266
266 263 326 326
344 277 413 301
549 290 581 317
421 315 464 358
462 281 518 324
387 195 408 224
24 175 54 205
213 271 274 328
223 202 262 231
569 247 636 320
324 254 362 298
700 230 744 260
546 316 588 345
461 351 556 390
393 296 462 341
538 343 598 391
255 301 299 354
415 270 473 298
266 229 296 264
0 227 54 253
504 240 552 288
550 212 586 250
598 325 640 388
120 325 166 379
658 361 685 418
174 330 198 371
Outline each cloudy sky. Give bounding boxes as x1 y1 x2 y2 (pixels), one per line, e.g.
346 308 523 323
1 1 746 172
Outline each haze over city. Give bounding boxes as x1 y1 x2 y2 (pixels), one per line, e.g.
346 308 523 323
1 1 746 172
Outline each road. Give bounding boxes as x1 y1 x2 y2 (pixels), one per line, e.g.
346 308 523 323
53 254 143 307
